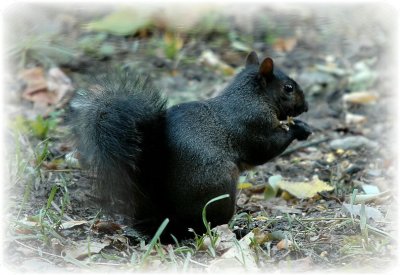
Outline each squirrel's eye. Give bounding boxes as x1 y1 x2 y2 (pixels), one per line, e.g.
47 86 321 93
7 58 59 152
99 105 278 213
284 84 294 93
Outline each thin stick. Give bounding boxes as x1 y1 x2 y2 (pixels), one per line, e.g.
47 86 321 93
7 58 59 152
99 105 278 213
281 137 329 156
188 258 210 268
14 240 63 259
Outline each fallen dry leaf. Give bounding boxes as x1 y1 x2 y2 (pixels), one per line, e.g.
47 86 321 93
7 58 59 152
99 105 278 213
361 184 380 195
92 220 123 234
276 239 293 250
265 175 282 200
47 67 73 106
236 193 248 207
345 113 367 124
273 37 297 52
20 67 73 108
201 224 236 254
352 191 390 204
213 224 236 252
343 91 378 104
19 67 48 95
62 239 111 260
217 231 258 270
60 220 88 230
278 176 334 199
342 203 384 221
15 217 40 234
20 67 57 105
51 238 64 254
199 50 235 76
252 228 270 245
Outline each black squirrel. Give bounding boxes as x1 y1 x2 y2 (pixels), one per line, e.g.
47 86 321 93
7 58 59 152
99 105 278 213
69 52 311 240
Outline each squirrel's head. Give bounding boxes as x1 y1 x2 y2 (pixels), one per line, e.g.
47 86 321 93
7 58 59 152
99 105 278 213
246 52 308 120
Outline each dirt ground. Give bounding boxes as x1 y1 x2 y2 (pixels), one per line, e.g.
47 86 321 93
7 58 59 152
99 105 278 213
2 2 398 273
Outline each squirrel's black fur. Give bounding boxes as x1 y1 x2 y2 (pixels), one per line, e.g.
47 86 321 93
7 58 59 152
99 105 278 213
70 52 311 240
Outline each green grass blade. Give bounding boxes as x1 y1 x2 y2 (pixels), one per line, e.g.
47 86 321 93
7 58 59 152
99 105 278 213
202 194 230 230
140 218 169 265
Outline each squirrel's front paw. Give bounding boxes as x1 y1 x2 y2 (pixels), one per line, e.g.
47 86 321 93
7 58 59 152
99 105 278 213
291 119 312 141
280 121 290 131
280 116 295 132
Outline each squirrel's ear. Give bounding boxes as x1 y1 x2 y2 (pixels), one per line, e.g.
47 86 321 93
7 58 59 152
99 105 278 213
259 57 274 78
245 51 259 67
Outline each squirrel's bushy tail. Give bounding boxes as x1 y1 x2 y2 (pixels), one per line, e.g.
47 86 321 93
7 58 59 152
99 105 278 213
69 73 166 218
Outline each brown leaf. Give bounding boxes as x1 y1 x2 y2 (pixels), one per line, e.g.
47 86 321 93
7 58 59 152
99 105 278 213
343 91 378 104
20 66 56 105
19 67 48 96
212 224 236 253
51 238 64 254
47 67 73 105
276 239 293 250
273 37 297 52
60 220 88 230
62 240 111 260
207 230 259 272
20 67 73 107
92 220 122 234
252 228 270 245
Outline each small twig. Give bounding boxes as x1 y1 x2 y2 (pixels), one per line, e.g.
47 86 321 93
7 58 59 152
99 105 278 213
88 262 126 266
14 240 63 259
276 250 291 260
298 217 394 239
298 217 350 222
188 258 210 268
366 224 395 240
32 256 55 264
15 239 125 268
42 169 80 173
51 201 74 221
281 137 330 156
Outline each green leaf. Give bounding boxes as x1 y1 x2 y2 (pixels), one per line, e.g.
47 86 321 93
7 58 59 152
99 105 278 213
237 182 253 190
98 43 115 57
46 185 59 210
86 9 152 36
77 33 107 54
9 115 29 133
264 175 282 200
231 40 251 52
29 115 57 140
30 116 49 139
